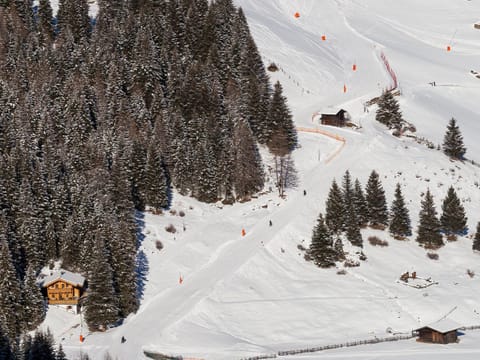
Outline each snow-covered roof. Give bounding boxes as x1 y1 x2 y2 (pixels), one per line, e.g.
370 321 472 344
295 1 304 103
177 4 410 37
416 318 462 333
42 270 85 288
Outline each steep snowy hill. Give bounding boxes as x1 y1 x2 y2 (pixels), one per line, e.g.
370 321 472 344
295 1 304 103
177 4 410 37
39 1 480 359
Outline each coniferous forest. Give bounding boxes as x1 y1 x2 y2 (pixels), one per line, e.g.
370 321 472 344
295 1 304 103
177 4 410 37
0 0 297 352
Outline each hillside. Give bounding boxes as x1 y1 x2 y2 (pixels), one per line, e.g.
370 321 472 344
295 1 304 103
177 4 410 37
40 1 480 359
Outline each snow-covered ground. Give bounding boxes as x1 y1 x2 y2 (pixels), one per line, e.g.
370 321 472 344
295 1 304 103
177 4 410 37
39 1 480 359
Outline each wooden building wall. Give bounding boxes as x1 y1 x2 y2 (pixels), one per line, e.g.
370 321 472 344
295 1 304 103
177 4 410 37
417 328 458 344
46 280 81 305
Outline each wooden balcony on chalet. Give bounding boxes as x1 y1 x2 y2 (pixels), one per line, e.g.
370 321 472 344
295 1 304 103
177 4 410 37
48 298 80 305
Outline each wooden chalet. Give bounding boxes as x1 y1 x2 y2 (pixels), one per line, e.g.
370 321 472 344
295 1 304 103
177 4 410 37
415 318 461 344
320 109 349 127
42 270 85 307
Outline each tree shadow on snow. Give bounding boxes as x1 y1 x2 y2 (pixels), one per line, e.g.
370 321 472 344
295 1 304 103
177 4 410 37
135 211 149 302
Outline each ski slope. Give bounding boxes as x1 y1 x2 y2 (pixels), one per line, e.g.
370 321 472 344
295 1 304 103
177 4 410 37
40 1 480 359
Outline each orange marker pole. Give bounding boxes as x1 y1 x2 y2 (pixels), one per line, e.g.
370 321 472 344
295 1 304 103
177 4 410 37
447 45 451 52
179 275 183 284
343 84 347 93
321 35 326 41
241 229 246 236
352 64 357 71
294 12 300 18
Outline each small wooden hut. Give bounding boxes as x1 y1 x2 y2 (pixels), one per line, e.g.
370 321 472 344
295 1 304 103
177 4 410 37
415 318 461 344
320 109 349 127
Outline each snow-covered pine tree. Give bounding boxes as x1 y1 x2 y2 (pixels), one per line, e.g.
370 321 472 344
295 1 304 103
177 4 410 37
334 238 345 260
308 213 337 268
341 170 354 229
130 141 148 211
0 239 23 342
234 9 270 144
345 211 363 247
440 186 467 239
84 239 119 331
195 133 220 203
473 222 480 252
416 189 443 248
185 0 209 59
21 266 45 332
56 343 67 360
56 0 90 44
0 325 13 360
144 144 169 211
325 179 344 235
365 170 389 229
108 221 139 318
26 329 56 360
353 178 368 227
389 183 411 239
342 171 363 247
16 179 46 272
266 81 297 156
442 118 466 160
375 90 403 130
38 0 55 46
232 119 264 200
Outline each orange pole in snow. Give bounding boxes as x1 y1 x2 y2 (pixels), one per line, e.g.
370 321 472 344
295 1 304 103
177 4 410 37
179 275 183 284
294 12 300 18
241 229 246 236
352 64 357 71
343 84 347 93
447 45 451 52
79 335 84 343
321 35 326 41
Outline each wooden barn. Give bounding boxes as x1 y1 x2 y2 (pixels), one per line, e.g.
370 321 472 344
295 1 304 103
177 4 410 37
415 318 461 344
320 109 349 127
42 270 86 308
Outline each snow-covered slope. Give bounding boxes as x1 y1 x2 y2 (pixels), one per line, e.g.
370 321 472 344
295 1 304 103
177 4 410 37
40 1 480 359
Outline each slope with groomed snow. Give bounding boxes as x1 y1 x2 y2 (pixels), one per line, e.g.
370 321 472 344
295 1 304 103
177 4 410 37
40 1 480 359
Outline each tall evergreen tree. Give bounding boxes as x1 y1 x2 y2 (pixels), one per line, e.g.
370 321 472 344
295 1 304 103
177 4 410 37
442 118 466 160
353 178 368 227
440 186 467 237
28 329 56 360
144 144 169 211
341 170 354 228
345 209 363 247
325 179 344 235
334 238 345 260
84 239 119 331
38 0 55 46
366 170 389 228
0 239 23 342
473 222 480 252
130 141 147 211
266 81 297 156
57 0 90 43
21 266 46 331
0 325 13 360
416 189 443 248
375 90 403 130
389 183 411 239
232 118 264 200
342 171 362 247
308 213 337 268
